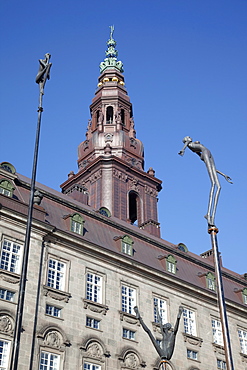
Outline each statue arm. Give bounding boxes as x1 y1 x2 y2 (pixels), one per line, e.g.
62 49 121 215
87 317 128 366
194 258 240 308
134 306 162 357
173 306 183 335
216 170 233 184
178 141 191 156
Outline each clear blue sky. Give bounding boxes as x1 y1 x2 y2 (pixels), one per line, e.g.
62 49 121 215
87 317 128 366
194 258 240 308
0 1 246 274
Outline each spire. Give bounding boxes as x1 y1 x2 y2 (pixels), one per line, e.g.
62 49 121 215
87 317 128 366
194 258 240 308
100 25 124 74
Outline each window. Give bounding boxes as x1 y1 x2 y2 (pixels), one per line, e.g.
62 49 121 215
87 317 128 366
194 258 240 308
121 235 133 256
0 339 10 370
106 106 113 124
243 288 247 304
212 319 223 345
166 255 176 274
39 351 60 370
46 304 61 318
217 359 226 369
206 272 216 291
0 288 14 302
84 363 101 370
86 317 100 330
86 273 102 304
98 207 111 217
153 297 167 324
121 285 136 314
183 308 196 336
0 239 22 274
70 213 84 235
187 349 198 360
0 180 14 197
47 258 66 291
123 328 135 340
238 329 247 354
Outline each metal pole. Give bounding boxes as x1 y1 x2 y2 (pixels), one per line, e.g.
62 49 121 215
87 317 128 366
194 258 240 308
10 54 51 370
208 226 235 370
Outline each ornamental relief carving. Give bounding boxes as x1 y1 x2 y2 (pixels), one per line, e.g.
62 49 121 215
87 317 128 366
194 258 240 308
83 299 108 315
128 178 140 193
0 315 13 334
44 330 61 349
89 170 102 184
144 185 158 198
182 333 203 347
0 271 20 284
119 312 139 326
124 353 139 368
86 342 103 360
43 286 71 303
113 169 127 182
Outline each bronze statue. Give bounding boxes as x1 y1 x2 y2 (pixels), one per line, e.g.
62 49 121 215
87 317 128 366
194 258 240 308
178 136 232 226
35 53 52 93
134 305 183 361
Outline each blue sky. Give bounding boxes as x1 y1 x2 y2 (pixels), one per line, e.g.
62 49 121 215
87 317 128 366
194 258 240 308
0 1 246 274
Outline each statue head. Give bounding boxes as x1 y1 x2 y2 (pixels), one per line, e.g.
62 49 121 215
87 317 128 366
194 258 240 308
182 136 192 144
163 323 172 332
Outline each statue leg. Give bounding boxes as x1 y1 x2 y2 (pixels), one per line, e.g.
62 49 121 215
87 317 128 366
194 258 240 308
211 169 221 226
204 157 216 226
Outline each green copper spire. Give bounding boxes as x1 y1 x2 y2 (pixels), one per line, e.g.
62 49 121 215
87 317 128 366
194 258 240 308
99 26 124 74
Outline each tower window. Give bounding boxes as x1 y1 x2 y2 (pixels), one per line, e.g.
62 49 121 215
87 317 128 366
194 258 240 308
121 109 125 125
106 106 113 124
129 191 138 224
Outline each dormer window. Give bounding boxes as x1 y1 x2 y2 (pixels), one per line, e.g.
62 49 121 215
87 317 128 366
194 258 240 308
0 179 15 197
70 214 84 235
166 255 177 274
243 288 247 305
121 235 134 256
206 272 216 291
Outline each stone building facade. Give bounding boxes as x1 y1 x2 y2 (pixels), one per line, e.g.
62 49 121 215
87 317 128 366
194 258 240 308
0 30 246 370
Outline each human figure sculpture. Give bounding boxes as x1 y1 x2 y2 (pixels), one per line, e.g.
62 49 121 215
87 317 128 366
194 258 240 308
178 136 232 226
134 305 183 361
35 53 52 92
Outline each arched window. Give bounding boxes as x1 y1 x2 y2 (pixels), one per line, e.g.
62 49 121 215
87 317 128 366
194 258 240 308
106 106 113 124
166 255 177 274
0 180 15 197
128 191 141 224
70 214 84 235
121 235 133 256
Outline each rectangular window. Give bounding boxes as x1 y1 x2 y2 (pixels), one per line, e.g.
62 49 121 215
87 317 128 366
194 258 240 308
46 304 61 318
39 351 60 370
122 242 132 256
0 239 22 274
153 297 167 324
123 328 135 340
183 308 196 336
167 261 176 274
121 285 136 314
84 362 101 370
86 273 102 303
238 329 247 354
71 220 82 234
187 349 198 360
0 339 10 370
0 288 14 302
212 319 223 345
47 258 66 291
86 317 100 330
217 359 226 369
0 188 11 197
